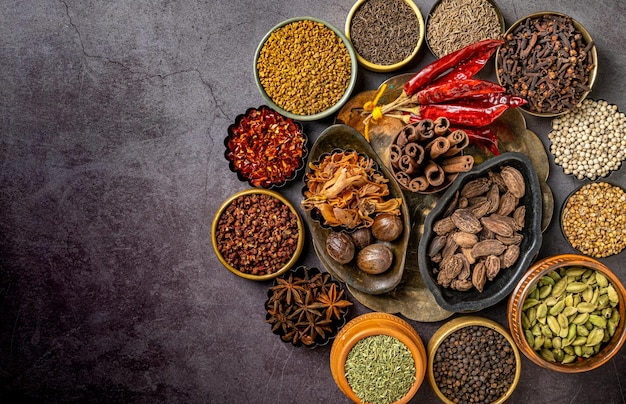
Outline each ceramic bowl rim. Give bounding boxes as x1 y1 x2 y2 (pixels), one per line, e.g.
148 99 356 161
211 188 305 281
345 0 425 72
253 16 358 121
426 315 522 404
495 11 598 117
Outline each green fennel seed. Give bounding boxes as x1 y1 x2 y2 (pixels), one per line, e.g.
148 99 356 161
345 334 416 404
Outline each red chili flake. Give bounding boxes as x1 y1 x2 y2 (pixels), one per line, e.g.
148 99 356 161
227 107 306 188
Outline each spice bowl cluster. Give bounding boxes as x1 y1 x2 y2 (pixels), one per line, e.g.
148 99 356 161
214 0 626 402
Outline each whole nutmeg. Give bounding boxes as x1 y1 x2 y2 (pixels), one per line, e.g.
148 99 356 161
372 213 403 242
356 243 394 274
326 231 355 264
350 227 373 250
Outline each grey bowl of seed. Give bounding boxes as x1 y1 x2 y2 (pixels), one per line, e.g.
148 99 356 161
254 17 358 121
426 0 505 59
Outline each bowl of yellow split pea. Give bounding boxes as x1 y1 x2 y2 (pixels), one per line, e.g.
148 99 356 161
254 17 358 121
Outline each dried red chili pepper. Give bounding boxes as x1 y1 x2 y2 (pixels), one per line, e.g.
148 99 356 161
227 106 307 188
454 126 500 156
403 39 504 96
413 79 506 105
429 46 500 85
413 103 509 127
456 93 528 108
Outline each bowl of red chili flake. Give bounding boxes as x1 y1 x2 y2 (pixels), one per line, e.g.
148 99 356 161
225 105 308 189
212 188 305 281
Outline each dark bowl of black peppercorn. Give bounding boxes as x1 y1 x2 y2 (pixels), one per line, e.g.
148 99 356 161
427 316 521 404
264 266 352 348
418 152 543 313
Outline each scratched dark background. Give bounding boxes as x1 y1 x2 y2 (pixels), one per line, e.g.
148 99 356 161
1 0 625 402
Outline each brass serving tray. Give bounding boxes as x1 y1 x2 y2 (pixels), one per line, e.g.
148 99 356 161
334 80 554 322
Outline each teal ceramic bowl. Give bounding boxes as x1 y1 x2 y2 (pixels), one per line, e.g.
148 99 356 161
253 17 358 121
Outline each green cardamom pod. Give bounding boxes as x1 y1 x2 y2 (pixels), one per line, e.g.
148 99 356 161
536 302 547 319
548 270 562 282
522 298 540 311
564 294 574 307
541 275 555 286
607 321 617 338
571 336 587 346
557 313 569 329
552 336 562 350
561 353 576 364
566 282 589 293
547 316 560 335
582 286 594 302
576 302 597 313
525 329 535 347
595 272 609 288
549 299 565 316
553 348 565 362
565 267 587 277
539 284 552 299
521 312 531 330
562 306 578 318
531 323 542 337
572 312 590 325
540 348 556 362
597 294 610 309
542 323 554 338
607 284 618 305
527 306 538 325
551 277 568 297
588 314 607 329
576 324 590 337
533 335 545 350
585 328 604 347
590 287 600 305
601 308 613 319
563 345 575 355
544 296 558 307
574 345 583 357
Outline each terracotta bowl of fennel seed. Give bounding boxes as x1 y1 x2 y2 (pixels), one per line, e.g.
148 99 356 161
345 0 425 72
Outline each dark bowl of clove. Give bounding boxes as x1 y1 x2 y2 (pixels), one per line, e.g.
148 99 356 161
496 11 598 117
418 152 543 313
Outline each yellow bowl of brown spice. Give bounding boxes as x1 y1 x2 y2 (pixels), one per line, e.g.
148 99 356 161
426 0 505 59
212 188 305 281
345 0 425 72
254 17 358 121
561 181 626 258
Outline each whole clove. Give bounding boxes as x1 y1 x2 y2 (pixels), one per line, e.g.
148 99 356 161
497 14 595 115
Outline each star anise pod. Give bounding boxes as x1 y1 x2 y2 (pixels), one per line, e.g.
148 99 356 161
292 289 325 324
265 300 295 334
317 283 352 321
299 314 333 345
269 272 306 305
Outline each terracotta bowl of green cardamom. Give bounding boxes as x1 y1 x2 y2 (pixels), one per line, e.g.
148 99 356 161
254 17 358 121
330 312 427 403
507 254 626 373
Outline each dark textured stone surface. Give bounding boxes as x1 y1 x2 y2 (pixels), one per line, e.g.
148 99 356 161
1 0 625 403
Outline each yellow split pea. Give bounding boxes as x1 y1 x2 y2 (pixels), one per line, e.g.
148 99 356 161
257 20 352 116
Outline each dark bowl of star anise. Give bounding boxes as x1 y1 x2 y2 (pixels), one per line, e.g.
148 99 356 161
265 266 352 348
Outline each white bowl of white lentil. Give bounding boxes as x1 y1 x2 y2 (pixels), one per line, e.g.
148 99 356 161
254 17 358 121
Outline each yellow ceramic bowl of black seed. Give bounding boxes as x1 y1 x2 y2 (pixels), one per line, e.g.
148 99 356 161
345 0 425 73
254 17 358 121
496 11 598 117
211 188 305 281
425 0 505 59
330 312 427 403
507 254 626 373
427 316 522 404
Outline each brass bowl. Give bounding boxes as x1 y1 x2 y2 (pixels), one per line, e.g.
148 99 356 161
254 17 358 121
496 12 598 117
330 312 427 403
427 316 521 404
212 188 305 281
345 0 425 72
507 254 626 373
